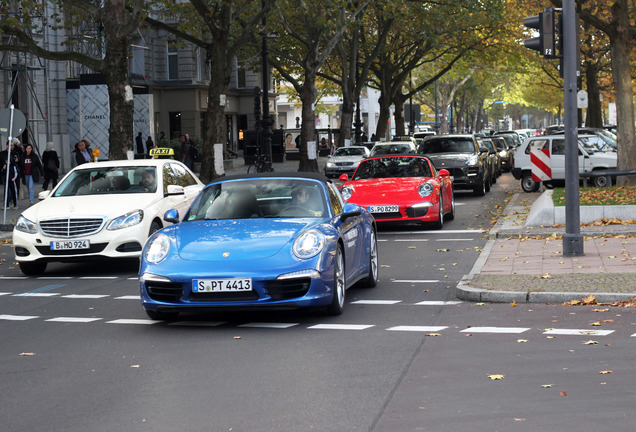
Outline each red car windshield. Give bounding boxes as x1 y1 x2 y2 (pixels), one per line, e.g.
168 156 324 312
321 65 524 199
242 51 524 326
353 157 431 180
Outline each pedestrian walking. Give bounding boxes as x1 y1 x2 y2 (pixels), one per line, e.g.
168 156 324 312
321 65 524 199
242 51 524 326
179 134 193 169
20 143 44 204
135 132 144 155
2 148 19 209
42 142 60 191
146 135 155 155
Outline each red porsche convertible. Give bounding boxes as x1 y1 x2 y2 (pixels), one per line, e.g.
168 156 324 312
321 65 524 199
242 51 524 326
338 155 454 229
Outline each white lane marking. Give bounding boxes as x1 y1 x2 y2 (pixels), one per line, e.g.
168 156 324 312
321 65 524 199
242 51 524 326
106 319 158 325
13 293 60 297
461 327 530 334
415 301 462 306
631 333 636 337
351 300 402 305
46 317 102 323
392 280 439 283
435 238 474 242
36 276 73 279
127 277 138 280
0 277 28 280
308 324 374 330
115 296 140 300
0 314 39 321
543 328 614 336
239 322 299 329
79 276 118 280
0 292 11 296
395 239 429 242
63 294 110 299
387 326 448 332
169 321 227 327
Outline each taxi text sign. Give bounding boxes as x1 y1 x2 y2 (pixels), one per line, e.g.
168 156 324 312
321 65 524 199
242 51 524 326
149 147 174 157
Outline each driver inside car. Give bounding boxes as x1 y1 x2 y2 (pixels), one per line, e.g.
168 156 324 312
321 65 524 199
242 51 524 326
287 185 323 216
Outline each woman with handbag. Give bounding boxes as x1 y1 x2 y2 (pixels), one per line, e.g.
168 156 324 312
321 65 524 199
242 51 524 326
42 142 60 191
21 143 44 204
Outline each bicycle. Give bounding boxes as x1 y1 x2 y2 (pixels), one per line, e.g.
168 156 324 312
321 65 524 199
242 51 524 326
247 153 274 173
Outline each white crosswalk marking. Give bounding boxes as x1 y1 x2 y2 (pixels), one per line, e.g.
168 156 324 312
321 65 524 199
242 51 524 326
308 324 374 330
106 319 158 325
63 294 110 299
169 321 227 327
239 322 299 329
13 293 59 297
415 301 462 306
351 300 402 305
46 317 102 323
392 280 439 283
387 326 448 332
461 327 530 334
115 295 140 300
0 314 39 321
79 276 118 280
543 329 615 336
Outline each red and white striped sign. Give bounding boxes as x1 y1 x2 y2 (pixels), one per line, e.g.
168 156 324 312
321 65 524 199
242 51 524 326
530 148 552 181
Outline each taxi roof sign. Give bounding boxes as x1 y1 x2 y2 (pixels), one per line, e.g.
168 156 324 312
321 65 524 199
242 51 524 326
149 147 174 157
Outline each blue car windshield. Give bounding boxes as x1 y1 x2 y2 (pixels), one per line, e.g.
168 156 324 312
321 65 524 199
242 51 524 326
185 179 327 220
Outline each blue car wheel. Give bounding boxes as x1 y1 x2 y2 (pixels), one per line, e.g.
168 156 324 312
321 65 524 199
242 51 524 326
326 245 345 315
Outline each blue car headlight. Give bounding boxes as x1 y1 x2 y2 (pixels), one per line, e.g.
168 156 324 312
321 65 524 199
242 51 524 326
16 216 37 234
107 210 143 231
145 234 171 263
293 229 325 259
340 186 353 201
418 182 435 197
465 155 479 166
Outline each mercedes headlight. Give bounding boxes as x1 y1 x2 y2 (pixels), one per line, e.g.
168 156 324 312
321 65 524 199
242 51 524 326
107 210 143 231
145 234 171 263
465 155 479 166
326 161 335 168
15 216 37 234
340 186 353 201
293 230 325 259
418 182 435 197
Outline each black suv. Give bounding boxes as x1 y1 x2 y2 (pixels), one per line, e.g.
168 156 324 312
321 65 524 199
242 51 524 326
418 134 490 196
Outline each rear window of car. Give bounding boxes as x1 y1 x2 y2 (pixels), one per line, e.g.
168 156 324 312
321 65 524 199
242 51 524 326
419 139 476 154
370 144 414 156
334 147 366 157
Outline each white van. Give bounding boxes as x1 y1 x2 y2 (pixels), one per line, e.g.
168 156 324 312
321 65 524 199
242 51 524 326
511 135 617 192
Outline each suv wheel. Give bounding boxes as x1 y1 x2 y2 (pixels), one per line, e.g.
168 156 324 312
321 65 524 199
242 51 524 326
473 174 486 196
521 173 540 192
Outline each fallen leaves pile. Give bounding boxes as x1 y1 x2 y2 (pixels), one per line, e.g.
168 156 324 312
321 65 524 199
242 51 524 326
562 294 636 307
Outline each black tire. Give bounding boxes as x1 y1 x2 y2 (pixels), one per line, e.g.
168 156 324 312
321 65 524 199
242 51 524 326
593 174 610 187
145 309 179 321
360 229 378 288
19 261 47 276
473 174 486 197
445 189 455 221
521 173 540 192
431 195 444 230
326 245 346 315
149 220 162 236
485 172 491 192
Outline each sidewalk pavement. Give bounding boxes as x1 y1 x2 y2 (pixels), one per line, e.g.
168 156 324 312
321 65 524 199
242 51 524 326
457 191 636 304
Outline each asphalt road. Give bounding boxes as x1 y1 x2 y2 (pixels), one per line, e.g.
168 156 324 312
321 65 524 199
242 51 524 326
2 173 635 432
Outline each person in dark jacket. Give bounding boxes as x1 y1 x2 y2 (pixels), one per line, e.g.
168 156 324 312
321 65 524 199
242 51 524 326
2 143 20 209
21 143 44 204
74 140 91 166
41 142 60 191
135 132 144 155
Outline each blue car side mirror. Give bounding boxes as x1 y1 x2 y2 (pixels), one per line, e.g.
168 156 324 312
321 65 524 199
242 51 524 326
164 209 180 224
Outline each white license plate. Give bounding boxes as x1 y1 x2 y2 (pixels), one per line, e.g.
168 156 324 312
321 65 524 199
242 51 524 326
368 205 399 213
50 239 90 250
192 278 253 292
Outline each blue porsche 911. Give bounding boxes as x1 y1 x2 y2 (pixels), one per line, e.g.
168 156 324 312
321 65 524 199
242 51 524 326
139 173 378 320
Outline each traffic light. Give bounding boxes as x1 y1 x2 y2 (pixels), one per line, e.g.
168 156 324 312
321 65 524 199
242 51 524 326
524 9 557 58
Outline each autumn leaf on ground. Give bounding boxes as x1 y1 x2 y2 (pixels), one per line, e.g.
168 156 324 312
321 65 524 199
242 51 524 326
599 370 615 374
425 333 441 337
583 340 598 345
130 365 140 368
541 384 552 388
560 391 567 396
436 248 449 252
511 300 517 307
234 336 242 339
582 295 597 305
540 272 552 279
488 374 505 380
594 308 609 312
579 330 598 335
19 352 35 356
589 321 602 326
517 339 528 343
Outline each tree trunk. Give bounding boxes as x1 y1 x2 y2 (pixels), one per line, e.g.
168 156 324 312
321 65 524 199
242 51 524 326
609 1 636 186
375 94 392 141
339 96 355 148
298 69 319 172
392 94 407 136
584 62 602 128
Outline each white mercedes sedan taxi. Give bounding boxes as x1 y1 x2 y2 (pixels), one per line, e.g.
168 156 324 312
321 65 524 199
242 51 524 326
13 159 204 275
